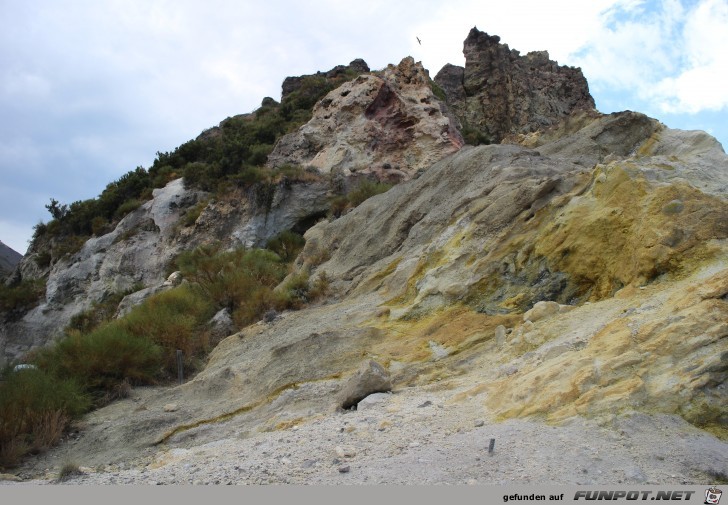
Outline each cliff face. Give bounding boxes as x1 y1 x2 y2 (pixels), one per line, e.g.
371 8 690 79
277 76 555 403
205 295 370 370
435 27 595 143
1 178 330 364
20 110 726 476
3 30 727 481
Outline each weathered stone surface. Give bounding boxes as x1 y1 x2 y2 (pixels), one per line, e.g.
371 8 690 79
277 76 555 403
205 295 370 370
269 57 463 180
337 360 392 409
207 308 236 342
1 178 330 364
434 27 595 143
523 301 560 322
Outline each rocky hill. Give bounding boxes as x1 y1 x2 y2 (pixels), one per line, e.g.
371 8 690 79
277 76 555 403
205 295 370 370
1 28 726 484
0 241 21 279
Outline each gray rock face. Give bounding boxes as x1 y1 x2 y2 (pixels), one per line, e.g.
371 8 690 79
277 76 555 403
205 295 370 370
1 177 330 365
0 240 22 279
434 27 595 143
269 57 463 180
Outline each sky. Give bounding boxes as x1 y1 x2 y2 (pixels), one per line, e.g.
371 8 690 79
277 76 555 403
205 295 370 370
1 0 727 255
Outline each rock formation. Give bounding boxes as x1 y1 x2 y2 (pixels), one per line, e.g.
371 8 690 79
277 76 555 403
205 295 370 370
1 177 330 365
268 57 464 181
3 30 727 483
435 27 595 143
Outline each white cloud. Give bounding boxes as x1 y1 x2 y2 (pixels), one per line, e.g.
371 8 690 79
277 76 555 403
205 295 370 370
571 0 728 114
649 0 728 113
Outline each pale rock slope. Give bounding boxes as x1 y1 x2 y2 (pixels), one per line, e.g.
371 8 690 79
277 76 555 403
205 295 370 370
5 30 727 485
14 110 727 484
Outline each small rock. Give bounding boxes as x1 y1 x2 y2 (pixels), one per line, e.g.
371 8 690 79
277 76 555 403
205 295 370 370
378 420 392 431
335 445 357 458
474 419 485 427
495 325 506 345
356 392 391 411
163 403 178 412
523 300 560 322
338 465 350 474
418 400 432 408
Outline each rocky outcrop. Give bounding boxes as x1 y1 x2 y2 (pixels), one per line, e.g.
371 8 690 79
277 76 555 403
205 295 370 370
268 57 464 181
435 27 595 143
1 177 331 365
0 240 21 279
26 110 726 472
281 59 371 100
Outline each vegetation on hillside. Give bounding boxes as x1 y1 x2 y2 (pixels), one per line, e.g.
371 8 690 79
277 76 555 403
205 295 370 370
0 229 332 469
0 66 402 469
29 68 365 266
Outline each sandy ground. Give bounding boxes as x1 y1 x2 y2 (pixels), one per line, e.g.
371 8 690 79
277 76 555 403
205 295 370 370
4 380 726 486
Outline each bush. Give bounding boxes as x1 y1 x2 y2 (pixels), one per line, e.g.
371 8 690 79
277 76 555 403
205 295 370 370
461 125 491 146
0 279 46 313
329 179 393 217
32 324 163 401
266 231 305 262
120 286 215 374
0 367 90 468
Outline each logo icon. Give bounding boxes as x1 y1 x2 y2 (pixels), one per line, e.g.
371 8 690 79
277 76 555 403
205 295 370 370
705 487 722 505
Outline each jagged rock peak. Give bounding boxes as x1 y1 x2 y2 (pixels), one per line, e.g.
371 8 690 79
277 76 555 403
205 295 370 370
268 56 464 181
435 26 596 143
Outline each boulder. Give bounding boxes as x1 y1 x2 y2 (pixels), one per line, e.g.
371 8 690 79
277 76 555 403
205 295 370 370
337 360 392 409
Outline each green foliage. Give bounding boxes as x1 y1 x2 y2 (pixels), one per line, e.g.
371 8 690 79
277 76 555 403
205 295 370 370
67 287 140 334
429 79 447 102
461 125 491 146
0 367 90 468
266 231 306 262
329 179 393 217
33 324 163 400
0 278 46 314
176 244 287 315
57 461 83 482
120 285 215 374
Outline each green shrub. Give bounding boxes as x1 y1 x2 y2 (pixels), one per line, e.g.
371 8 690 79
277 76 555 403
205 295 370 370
0 279 46 313
0 367 90 468
57 461 83 482
461 125 491 146
120 286 214 374
266 231 306 262
33 324 163 400
329 179 393 217
347 179 392 207
113 198 143 220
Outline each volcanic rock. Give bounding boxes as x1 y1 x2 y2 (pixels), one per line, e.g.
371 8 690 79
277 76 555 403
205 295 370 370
435 27 595 143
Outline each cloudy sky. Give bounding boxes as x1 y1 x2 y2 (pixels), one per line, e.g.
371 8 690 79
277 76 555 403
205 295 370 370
1 0 726 254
